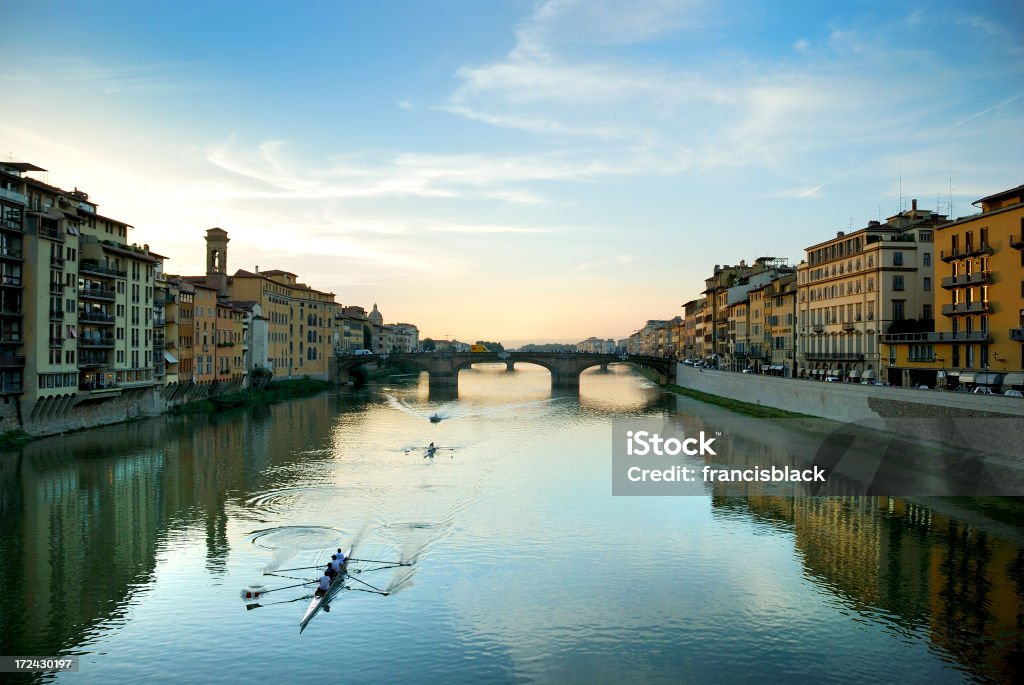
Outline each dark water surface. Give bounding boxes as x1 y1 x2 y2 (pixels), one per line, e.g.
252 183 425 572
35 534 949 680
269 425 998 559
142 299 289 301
1 364 1021 683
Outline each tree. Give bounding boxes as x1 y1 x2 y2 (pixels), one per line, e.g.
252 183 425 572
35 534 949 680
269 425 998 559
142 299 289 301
421 337 437 352
475 340 505 353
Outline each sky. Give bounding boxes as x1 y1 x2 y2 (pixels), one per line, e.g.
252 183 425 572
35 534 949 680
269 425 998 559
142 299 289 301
1 1 1022 346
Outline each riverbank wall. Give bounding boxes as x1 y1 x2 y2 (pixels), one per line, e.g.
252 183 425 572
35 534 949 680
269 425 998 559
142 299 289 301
673 363 1024 458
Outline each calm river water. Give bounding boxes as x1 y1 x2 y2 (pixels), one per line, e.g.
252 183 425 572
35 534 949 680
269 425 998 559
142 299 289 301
1 364 1021 684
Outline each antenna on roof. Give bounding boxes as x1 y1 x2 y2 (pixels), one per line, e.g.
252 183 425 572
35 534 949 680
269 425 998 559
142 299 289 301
948 165 954 218
898 159 903 214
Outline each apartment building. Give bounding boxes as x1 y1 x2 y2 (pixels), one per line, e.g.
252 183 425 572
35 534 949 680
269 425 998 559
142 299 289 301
797 202 946 382
1 160 162 418
882 185 1024 390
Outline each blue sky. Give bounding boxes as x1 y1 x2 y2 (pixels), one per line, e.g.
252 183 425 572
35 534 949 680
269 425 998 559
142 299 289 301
2 0 1022 344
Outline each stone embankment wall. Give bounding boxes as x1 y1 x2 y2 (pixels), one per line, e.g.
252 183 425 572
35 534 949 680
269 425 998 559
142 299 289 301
0 378 247 438
675 364 1024 457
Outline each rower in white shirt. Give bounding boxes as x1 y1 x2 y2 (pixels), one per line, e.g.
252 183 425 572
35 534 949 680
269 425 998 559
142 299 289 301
329 554 343 574
316 571 331 597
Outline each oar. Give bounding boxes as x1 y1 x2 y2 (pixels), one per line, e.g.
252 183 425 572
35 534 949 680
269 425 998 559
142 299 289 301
347 574 388 595
349 557 411 565
268 565 322 573
240 580 316 600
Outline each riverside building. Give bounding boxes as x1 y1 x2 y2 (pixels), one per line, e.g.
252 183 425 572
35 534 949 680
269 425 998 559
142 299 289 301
882 185 1024 390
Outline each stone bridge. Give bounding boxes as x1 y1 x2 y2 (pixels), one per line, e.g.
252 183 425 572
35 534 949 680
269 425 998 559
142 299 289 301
332 352 675 390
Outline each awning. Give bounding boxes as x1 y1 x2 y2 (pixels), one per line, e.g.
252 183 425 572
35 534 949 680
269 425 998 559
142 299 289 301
849 369 861 378
164 350 179 363
974 372 1003 386
1003 373 1024 387
862 370 875 379
959 372 976 384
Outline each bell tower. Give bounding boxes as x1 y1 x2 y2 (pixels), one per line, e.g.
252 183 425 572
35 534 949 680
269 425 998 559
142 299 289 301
205 227 230 294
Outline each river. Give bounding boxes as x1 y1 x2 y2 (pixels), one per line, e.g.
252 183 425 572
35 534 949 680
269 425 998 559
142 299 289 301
0 363 1021 683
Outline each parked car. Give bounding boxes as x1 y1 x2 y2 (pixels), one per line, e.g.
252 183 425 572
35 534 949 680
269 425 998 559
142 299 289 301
825 376 840 382
1004 389 1023 398
741 368 752 374
916 384 930 390
353 349 373 356
973 386 995 395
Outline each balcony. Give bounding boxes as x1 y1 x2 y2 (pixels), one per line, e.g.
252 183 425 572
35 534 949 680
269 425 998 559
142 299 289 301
907 354 936 362
940 248 964 262
50 255 65 268
153 334 166 347
0 332 21 345
77 353 108 368
39 226 64 242
0 247 22 260
941 301 990 317
0 380 22 394
0 355 25 368
1011 328 1024 342
49 337 64 348
881 331 992 344
153 315 166 326
79 381 120 394
79 260 126 279
1011 235 1023 251
941 271 992 289
78 336 115 349
0 187 27 205
49 283 64 295
78 311 115 324
965 242 994 258
80 286 116 301
0 275 22 289
0 306 22 317
812 324 825 334
804 352 865 361
49 308 64 321
841 322 855 331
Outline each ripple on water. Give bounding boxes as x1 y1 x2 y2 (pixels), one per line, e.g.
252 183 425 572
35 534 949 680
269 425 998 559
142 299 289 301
248 525 347 550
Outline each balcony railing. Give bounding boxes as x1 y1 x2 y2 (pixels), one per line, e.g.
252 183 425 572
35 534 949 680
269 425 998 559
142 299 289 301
153 315 166 326
964 242 993 258
50 255 65 268
906 355 936 362
39 226 64 241
1011 235 1023 250
0 247 22 260
77 354 108 367
80 287 116 301
0 355 25 367
881 331 992 344
941 301 990 316
812 324 825 333
153 334 166 347
804 352 865 361
78 311 115 324
79 261 127 278
0 276 22 288
0 306 22 317
0 187 27 205
49 283 64 295
841 322 855 331
941 271 992 289
48 308 64 320
1011 328 1024 342
49 337 64 348
78 336 115 349
0 333 21 344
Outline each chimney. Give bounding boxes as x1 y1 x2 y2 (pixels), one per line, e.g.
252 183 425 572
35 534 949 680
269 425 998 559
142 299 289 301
911 198 917 212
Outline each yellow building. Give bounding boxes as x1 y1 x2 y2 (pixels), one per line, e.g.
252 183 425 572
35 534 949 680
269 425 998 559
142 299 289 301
798 203 946 383
884 185 1024 390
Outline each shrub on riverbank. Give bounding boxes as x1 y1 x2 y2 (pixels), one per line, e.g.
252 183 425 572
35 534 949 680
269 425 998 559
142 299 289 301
170 378 330 415
0 429 34 448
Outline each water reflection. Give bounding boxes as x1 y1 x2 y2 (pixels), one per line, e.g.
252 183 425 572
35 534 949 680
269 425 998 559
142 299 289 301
0 364 1019 684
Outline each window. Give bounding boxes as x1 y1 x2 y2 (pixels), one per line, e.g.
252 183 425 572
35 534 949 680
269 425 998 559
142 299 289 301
922 252 931 267
893 275 905 291
923 277 931 291
893 252 904 266
893 301 905 320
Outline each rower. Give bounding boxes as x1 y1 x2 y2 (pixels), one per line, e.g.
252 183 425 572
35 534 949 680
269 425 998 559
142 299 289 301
315 571 331 597
329 554 343 574
324 562 338 580
336 548 347 565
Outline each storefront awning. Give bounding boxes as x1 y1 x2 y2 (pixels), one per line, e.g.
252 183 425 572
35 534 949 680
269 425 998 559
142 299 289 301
849 369 861 378
1002 373 1024 387
164 350 179 364
974 372 1003 386
862 370 875 379
959 372 976 384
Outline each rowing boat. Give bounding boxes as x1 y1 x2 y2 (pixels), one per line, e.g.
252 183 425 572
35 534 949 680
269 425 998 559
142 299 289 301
299 546 352 632
425 446 437 458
